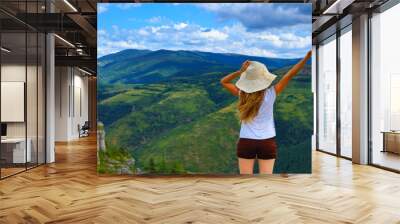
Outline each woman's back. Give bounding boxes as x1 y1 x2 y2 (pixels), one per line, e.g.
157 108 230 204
239 87 276 140
220 52 312 174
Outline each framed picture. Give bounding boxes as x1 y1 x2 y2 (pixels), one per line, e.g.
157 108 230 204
97 3 312 175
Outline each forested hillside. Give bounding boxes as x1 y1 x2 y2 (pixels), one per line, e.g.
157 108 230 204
98 49 312 174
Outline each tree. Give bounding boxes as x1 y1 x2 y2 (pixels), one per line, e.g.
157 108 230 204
147 158 156 173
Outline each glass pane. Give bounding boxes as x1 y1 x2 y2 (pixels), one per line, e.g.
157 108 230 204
340 29 352 158
371 4 400 171
27 31 38 169
0 1 46 178
26 0 38 169
318 36 337 154
1 31 27 177
38 33 45 165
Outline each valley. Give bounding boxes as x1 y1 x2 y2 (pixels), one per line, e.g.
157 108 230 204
97 49 312 174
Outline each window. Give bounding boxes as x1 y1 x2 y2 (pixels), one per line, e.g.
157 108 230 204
370 3 400 171
0 1 46 179
339 27 352 158
317 36 337 154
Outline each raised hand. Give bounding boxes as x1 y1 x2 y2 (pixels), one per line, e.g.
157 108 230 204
239 60 251 73
305 50 312 60
220 60 251 96
274 50 311 95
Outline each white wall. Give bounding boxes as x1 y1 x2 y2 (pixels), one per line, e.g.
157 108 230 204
1 64 26 138
72 73 89 138
1 63 46 164
55 66 70 141
54 67 89 141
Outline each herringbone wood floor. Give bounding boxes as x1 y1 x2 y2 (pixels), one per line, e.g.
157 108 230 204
1 136 400 224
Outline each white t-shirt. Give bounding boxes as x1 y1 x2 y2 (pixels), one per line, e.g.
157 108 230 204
239 87 276 140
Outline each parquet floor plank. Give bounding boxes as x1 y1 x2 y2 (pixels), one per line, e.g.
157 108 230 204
0 136 399 223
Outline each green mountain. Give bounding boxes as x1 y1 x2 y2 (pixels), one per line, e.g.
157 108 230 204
106 85 217 151
135 103 240 174
98 49 312 174
98 49 302 84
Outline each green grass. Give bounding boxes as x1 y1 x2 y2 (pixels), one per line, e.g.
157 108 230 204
97 143 136 174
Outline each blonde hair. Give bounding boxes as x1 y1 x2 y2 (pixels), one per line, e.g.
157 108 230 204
238 89 266 123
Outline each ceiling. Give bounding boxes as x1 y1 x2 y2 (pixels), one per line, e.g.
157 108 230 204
0 0 97 74
1 0 395 74
312 0 390 43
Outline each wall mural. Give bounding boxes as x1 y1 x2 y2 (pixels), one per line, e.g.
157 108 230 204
97 3 312 175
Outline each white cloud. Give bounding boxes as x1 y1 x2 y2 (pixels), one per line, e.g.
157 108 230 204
116 3 141 9
280 33 310 48
138 28 149 36
98 4 108 14
97 29 146 56
98 22 310 58
258 33 310 49
98 29 106 36
150 25 170 34
98 39 145 56
198 29 228 41
113 40 143 49
259 34 283 47
197 4 310 31
148 16 162 23
242 48 277 58
174 22 188 30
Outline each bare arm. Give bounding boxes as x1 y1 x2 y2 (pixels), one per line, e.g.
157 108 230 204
275 50 312 95
220 61 250 96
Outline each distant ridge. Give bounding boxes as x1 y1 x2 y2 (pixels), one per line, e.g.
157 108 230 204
99 48 302 61
98 49 304 84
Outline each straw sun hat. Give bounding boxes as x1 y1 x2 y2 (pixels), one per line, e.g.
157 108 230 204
235 61 276 93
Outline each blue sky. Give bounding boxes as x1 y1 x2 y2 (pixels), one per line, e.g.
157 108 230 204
98 3 311 58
